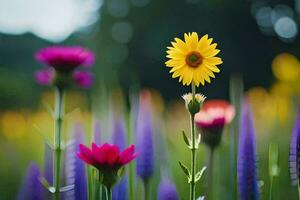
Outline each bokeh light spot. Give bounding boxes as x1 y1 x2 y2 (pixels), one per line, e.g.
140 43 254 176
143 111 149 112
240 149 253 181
274 16 298 40
111 21 134 44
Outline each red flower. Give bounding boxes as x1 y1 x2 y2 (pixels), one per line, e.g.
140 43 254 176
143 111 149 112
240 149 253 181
195 100 235 129
35 46 94 72
77 143 136 169
195 100 235 148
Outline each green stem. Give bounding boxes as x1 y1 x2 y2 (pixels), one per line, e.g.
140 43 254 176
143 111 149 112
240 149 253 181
190 82 196 200
96 171 102 200
298 179 300 200
207 147 214 200
144 179 150 200
54 87 64 200
269 176 273 200
105 186 112 200
129 164 134 200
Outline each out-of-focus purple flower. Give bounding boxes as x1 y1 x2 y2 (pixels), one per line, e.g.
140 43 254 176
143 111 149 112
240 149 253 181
64 123 88 200
17 163 43 200
112 118 128 200
112 118 126 151
93 120 101 145
289 108 300 185
136 90 154 181
35 69 55 85
35 46 94 72
43 145 53 199
73 71 93 88
237 102 259 200
157 179 179 200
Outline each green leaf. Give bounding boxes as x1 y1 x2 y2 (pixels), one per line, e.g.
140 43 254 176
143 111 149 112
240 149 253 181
64 108 81 119
195 166 207 182
182 130 190 147
60 184 74 192
118 167 126 178
42 101 54 118
178 161 190 178
269 142 280 177
38 176 55 193
195 134 201 149
33 124 54 149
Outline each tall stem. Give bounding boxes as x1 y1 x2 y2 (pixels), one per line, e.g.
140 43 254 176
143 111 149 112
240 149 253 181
269 176 273 200
190 82 197 200
96 171 102 200
143 179 150 200
207 147 214 200
106 186 112 200
298 178 300 200
54 87 64 200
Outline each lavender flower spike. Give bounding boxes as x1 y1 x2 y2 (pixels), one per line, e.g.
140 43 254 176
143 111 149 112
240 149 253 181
136 91 154 181
64 123 88 200
17 163 43 200
112 118 128 200
93 120 101 145
289 108 300 185
157 178 179 200
237 102 259 200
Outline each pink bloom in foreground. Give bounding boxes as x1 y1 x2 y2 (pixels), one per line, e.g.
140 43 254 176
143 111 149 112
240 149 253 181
77 143 136 169
35 69 55 85
195 100 235 129
195 100 235 148
35 46 95 71
73 71 93 88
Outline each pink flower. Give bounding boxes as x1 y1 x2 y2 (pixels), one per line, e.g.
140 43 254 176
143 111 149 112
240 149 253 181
77 143 136 169
35 46 95 71
73 71 93 88
195 100 235 148
35 69 55 85
195 100 235 129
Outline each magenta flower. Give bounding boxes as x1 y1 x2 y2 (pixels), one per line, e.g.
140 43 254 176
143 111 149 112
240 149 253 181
35 46 94 72
35 69 55 85
77 143 136 188
73 71 93 88
35 46 95 88
78 143 136 169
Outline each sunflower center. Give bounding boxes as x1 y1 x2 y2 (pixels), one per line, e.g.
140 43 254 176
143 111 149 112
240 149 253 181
186 51 203 68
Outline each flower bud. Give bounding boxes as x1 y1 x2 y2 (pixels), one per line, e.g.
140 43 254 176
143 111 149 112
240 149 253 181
182 93 206 115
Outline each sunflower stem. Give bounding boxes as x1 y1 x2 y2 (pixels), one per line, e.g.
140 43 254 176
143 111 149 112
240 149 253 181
189 82 197 200
54 86 64 200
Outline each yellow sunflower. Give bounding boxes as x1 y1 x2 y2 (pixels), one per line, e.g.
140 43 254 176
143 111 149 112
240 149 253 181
165 32 223 86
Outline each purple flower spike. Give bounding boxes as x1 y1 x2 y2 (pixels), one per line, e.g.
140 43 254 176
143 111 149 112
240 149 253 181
136 91 154 181
17 163 43 200
112 118 128 200
73 71 93 88
93 120 101 145
43 145 53 199
157 179 179 200
289 108 300 185
238 102 259 200
64 123 88 200
35 69 55 85
35 46 94 72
